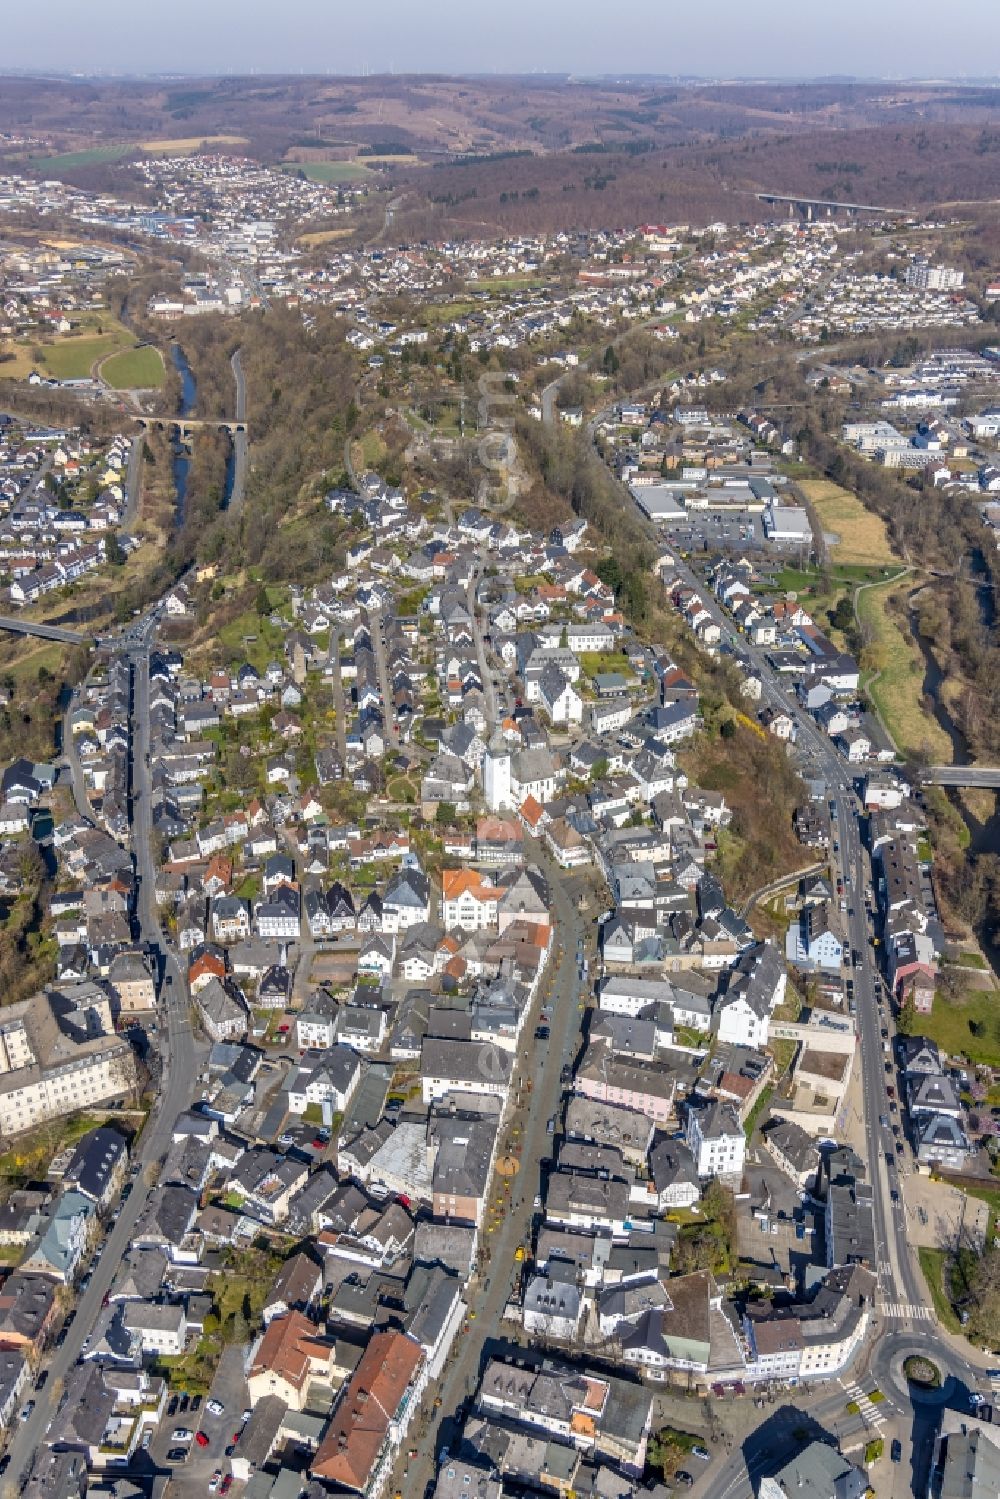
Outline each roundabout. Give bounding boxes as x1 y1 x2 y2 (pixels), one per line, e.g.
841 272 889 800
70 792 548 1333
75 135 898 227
870 1330 970 1412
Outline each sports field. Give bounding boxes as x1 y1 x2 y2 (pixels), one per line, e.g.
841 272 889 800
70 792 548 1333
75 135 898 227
101 345 165 389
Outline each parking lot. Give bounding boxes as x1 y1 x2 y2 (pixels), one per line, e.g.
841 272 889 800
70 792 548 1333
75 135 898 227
149 1344 250 1499
657 506 812 562
901 1173 989 1251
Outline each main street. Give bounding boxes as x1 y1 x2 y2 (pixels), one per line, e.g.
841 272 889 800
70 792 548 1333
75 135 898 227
2 606 200 1496
604 461 992 1492
386 849 590 1499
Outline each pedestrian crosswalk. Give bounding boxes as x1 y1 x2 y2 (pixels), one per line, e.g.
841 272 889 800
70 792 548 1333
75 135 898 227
879 1300 935 1321
843 1380 887 1429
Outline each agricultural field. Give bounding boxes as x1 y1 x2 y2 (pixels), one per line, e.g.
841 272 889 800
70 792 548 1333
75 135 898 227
281 160 374 183
31 144 134 172
855 574 952 762
297 227 355 247
139 134 248 154
0 342 41 379
100 344 165 389
800 479 898 567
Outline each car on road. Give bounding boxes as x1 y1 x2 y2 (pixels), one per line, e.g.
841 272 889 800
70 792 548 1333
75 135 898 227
209 1475 221 1494
220 1477 233 1496
20 1400 34 1421
676 1474 693 1487
891 1439 901 1463
0 1455 10 1476
691 1446 710 1461
879 1115 888 1128
206 1399 225 1417
35 1370 47 1390
196 1431 210 1447
534 1025 549 1041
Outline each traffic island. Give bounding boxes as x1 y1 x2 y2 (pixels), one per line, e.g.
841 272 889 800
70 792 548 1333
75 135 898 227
903 1354 942 1389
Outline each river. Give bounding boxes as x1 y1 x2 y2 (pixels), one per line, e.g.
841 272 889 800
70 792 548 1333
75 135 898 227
169 343 195 526
169 343 237 519
909 589 1000 968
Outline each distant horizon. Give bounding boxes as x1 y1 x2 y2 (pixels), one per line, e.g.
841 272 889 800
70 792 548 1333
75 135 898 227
3 0 1000 79
4 68 1000 85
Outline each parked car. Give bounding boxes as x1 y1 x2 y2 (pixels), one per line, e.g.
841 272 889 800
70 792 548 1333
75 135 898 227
166 1449 188 1464
173 1428 193 1442
20 1401 34 1422
691 1446 710 1461
196 1432 210 1448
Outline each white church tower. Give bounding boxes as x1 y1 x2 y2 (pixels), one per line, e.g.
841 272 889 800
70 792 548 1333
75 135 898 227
483 728 512 813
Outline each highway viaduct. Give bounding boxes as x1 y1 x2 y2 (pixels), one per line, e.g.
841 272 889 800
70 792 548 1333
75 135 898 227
756 191 906 221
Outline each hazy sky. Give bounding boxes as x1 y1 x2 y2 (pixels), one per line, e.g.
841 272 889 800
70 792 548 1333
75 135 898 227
4 0 1000 78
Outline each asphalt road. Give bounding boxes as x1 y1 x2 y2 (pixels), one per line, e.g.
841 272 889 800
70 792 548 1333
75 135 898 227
123 429 145 532
0 614 89 645
2 610 199 1495
466 565 497 734
369 609 400 753
62 686 96 824
925 766 1000 788
657 540 925 1316
606 465 996 1492
386 850 590 1499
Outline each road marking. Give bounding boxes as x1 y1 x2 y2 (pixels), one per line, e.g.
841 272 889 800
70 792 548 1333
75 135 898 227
844 1380 887 1428
879 1301 934 1321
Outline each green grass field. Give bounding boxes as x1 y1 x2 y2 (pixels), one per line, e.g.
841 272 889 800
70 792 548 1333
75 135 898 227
917 1247 962 1333
101 344 165 389
33 144 134 172
42 331 132 381
281 160 373 183
856 575 952 762
919 987 1000 1067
